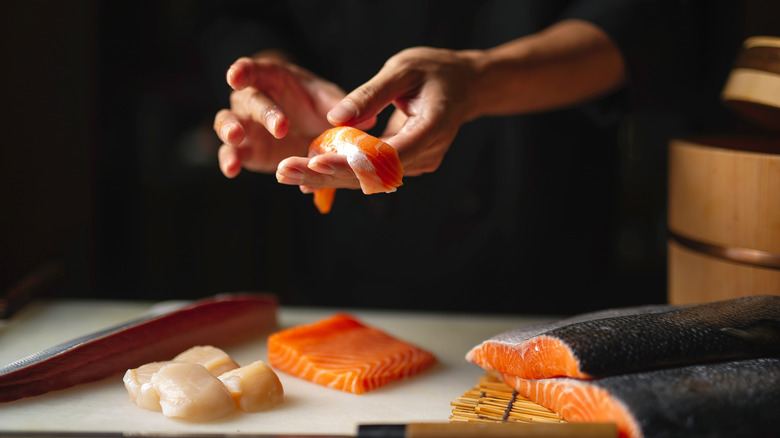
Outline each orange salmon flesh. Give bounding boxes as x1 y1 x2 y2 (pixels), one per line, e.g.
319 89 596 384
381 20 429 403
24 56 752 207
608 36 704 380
267 313 436 394
308 127 403 214
466 296 780 438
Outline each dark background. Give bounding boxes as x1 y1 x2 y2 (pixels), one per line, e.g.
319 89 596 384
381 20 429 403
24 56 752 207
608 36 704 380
1 0 777 314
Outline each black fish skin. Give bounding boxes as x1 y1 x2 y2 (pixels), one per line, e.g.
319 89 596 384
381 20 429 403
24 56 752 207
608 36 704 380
549 295 780 377
720 318 780 354
597 358 780 438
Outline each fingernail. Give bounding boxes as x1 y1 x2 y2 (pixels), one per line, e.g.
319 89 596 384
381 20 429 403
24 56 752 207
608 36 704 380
309 160 335 175
226 67 237 87
266 113 279 136
277 166 303 184
327 100 357 124
222 157 238 178
217 121 226 141
227 66 246 90
222 124 232 143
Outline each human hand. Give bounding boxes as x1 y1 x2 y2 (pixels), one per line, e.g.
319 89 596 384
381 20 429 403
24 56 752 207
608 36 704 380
276 47 479 191
214 56 355 177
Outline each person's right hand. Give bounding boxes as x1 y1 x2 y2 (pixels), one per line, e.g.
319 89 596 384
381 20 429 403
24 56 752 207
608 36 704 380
214 56 359 178
276 46 480 193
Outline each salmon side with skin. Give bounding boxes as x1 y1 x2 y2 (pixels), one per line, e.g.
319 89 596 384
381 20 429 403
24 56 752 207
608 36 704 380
500 358 780 438
466 295 780 380
308 126 403 214
267 313 436 394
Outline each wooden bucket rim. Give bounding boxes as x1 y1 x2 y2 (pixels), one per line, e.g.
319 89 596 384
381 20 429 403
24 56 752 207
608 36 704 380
672 136 780 156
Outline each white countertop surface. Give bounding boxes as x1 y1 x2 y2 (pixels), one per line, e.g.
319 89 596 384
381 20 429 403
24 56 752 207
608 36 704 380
0 299 556 436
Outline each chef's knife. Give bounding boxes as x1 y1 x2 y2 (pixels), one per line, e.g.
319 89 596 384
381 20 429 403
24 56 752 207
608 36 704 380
0 293 278 403
0 422 619 437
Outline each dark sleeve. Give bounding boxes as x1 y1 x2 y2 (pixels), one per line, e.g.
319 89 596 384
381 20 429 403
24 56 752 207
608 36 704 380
559 0 737 114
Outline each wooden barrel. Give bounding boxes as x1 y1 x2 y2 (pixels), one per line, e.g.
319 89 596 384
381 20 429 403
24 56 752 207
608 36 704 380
667 137 780 304
721 36 780 130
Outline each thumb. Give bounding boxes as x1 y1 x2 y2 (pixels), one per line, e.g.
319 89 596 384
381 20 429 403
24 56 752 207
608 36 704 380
326 67 412 127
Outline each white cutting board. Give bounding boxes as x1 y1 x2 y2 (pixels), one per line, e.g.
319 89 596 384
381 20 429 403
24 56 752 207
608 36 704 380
0 299 555 436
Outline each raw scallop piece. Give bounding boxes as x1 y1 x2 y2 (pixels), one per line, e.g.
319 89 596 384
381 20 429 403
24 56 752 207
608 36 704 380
173 345 239 376
151 362 235 422
218 360 284 411
124 347 238 412
267 313 436 394
308 126 403 214
466 295 780 379
500 358 780 438
123 361 169 411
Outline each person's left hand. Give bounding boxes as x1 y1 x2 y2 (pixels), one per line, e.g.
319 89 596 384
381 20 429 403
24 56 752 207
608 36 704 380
214 55 359 178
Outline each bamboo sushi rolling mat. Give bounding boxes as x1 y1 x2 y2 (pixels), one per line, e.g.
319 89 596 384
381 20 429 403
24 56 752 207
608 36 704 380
450 372 565 424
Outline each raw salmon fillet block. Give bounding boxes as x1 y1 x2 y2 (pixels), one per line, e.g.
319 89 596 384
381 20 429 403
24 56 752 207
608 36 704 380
267 313 436 394
501 358 780 438
466 295 780 380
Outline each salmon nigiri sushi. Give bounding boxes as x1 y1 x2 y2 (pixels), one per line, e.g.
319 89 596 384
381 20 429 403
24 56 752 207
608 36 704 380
308 127 403 214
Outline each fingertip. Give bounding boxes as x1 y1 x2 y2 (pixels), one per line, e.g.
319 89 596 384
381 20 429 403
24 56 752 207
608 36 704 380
226 57 252 90
226 67 240 90
308 154 350 177
222 158 241 179
307 157 336 175
326 99 358 125
267 112 290 139
330 71 399 126
218 145 241 178
224 122 245 145
276 158 304 185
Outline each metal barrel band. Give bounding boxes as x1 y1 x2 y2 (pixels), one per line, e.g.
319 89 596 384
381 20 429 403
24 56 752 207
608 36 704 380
670 231 780 271
734 46 780 75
